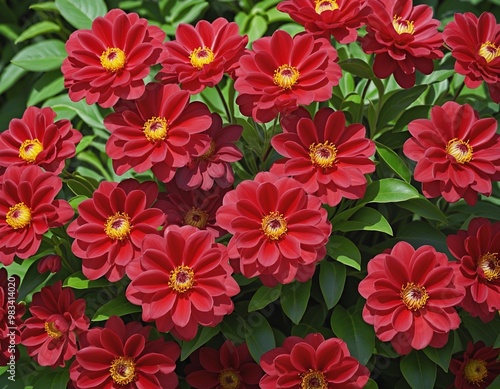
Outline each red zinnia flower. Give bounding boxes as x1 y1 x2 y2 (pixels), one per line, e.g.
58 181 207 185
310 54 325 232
358 241 465 355
62 9 165 108
67 179 164 282
270 107 375 207
69 316 180 389
0 165 73 266
185 340 264 389
444 12 500 103
126 225 239 341
446 218 500 322
403 101 500 206
21 281 89 368
234 30 341 123
449 341 500 389
156 17 248 94
260 333 370 389
104 82 212 182
216 172 331 287
277 0 370 43
361 0 443 88
36 254 62 274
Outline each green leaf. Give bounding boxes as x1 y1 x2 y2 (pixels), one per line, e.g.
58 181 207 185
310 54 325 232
335 207 393 235
75 135 96 154
30 2 59 12
0 23 20 40
400 350 437 389
397 197 447 223
180 325 220 361
18 252 55 300
339 58 375 79
44 94 106 129
92 294 142 321
423 331 457 373
393 105 431 132
55 0 107 29
361 178 420 204
375 142 412 183
163 0 208 34
69 195 87 210
319 261 346 309
14 21 61 44
0 63 26 95
327 235 362 270
378 85 428 129
66 177 95 198
11 40 67 72
32 369 69 389
245 312 275 363
365 379 379 389
27 71 65 106
461 312 500 345
248 284 281 312
64 272 111 289
280 280 312 324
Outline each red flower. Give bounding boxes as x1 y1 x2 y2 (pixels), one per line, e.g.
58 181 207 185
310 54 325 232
260 333 370 389
277 0 370 43
216 172 331 286
270 107 375 207
234 30 341 123
67 179 164 282
185 340 264 388
449 341 500 389
403 101 500 206
37 254 62 274
443 12 500 103
0 165 73 266
104 82 212 182
69 316 180 389
156 17 248 94
21 281 89 367
358 241 465 355
361 0 443 88
62 9 165 108
446 218 500 322
0 106 81 174
126 225 239 341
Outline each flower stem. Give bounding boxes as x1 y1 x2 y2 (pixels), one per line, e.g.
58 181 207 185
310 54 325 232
453 82 465 102
215 83 232 123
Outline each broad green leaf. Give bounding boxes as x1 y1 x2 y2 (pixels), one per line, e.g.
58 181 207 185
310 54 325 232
63 272 111 289
401 351 437 389
27 71 65 106
378 85 428 129
44 94 106 129
92 294 142 321
245 312 276 362
75 135 96 154
393 105 431 132
423 331 457 373
14 21 61 44
361 178 420 204
55 0 107 30
180 325 220 361
327 235 362 270
30 2 59 12
32 369 69 389
66 177 95 198
334 207 393 235
319 261 346 309
163 0 208 35
375 142 412 183
0 24 20 40
339 58 374 79
245 14 268 43
10 40 66 72
69 195 87 210
461 312 500 345
18 252 55 300
248 284 281 312
365 379 379 389
280 280 312 324
0 63 26 95
220 313 246 344
397 197 447 223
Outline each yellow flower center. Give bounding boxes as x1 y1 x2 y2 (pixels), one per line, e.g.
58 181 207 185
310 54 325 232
479 41 500 63
44 322 63 339
446 138 473 164
169 265 195 293
309 141 337 169
184 207 210 229
6 202 32 229
104 212 131 240
273 64 300 90
190 46 215 69
143 116 168 143
218 368 241 389
197 140 216 161
109 356 136 386
300 369 328 389
400 282 429 310
261 211 288 241
477 252 500 281
464 359 488 385
393 15 415 35
100 47 126 72
314 0 339 14
19 139 43 163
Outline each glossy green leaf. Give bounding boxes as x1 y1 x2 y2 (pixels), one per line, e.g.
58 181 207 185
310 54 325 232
30 2 59 12
0 64 26 95
401 351 437 389
378 85 428 129
339 58 375 79
27 71 65 106
319 261 346 309
423 331 457 373
92 294 142 321
375 142 412 183
393 105 432 132
365 379 379 389
280 280 312 324
180 325 220 361
397 197 447 223
335 207 393 235
461 312 500 345
0 24 20 40
361 178 420 204
248 284 281 312
75 135 96 154
55 0 107 29
327 235 362 270
18 252 55 301
14 21 61 44
44 94 106 129
10 39 66 72
33 369 69 389
245 312 276 362
63 272 111 289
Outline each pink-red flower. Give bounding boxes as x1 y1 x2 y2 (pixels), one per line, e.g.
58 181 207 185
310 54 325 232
62 9 165 108
216 172 331 286
270 107 375 207
37 254 62 274
361 0 443 88
0 165 73 266
358 241 465 355
403 101 500 206
156 17 248 94
234 30 341 123
447 218 500 322
21 281 89 367
260 333 370 389
126 225 239 341
69 316 180 389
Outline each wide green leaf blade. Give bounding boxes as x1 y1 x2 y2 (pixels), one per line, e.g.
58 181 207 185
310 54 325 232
180 325 220 361
280 280 312 324
327 235 362 270
248 284 281 312
14 21 61 44
361 178 420 204
10 40 66 72
55 0 107 30
245 312 276 362
63 271 111 289
375 142 412 183
319 261 346 310
378 85 427 129
334 207 393 235
92 295 142 321
401 350 437 389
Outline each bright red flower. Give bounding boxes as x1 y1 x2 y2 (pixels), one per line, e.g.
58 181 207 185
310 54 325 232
156 17 248 94
185 340 264 389
260 333 370 389
216 172 331 287
361 0 443 88
69 316 180 389
126 225 239 341
443 12 500 103
67 179 164 282
0 165 73 266
104 82 212 182
234 30 341 123
270 107 375 207
21 281 89 367
358 241 465 355
36 254 62 274
403 101 500 206
62 9 165 108
277 0 370 43
449 341 500 389
446 218 500 322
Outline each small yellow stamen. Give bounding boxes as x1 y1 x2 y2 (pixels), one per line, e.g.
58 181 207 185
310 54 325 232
446 138 473 164
184 207 210 229
104 212 131 240
309 141 337 169
393 15 415 35
273 64 300 90
464 359 488 385
189 46 215 69
300 369 328 389
6 202 31 229
479 41 500 63
169 265 195 293
218 368 241 389
19 139 43 163
477 252 500 281
44 322 63 339
109 356 136 385
100 47 126 72
261 211 288 241
143 117 168 143
197 140 216 161
314 0 339 14
400 282 429 310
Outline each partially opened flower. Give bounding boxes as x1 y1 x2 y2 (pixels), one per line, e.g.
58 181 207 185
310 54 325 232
36 254 61 274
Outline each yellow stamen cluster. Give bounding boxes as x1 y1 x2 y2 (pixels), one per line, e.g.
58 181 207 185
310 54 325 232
479 41 500 63
393 15 415 35
400 282 429 310
300 369 328 389
100 47 126 72
104 212 131 240
261 211 288 241
6 202 32 229
143 117 168 143
477 252 500 281
218 368 241 389
445 138 473 164
184 207 210 229
44 322 63 339
314 0 339 14
190 46 215 69
309 141 338 169
273 64 300 90
463 359 488 385
169 265 195 293
109 356 136 385
19 139 43 163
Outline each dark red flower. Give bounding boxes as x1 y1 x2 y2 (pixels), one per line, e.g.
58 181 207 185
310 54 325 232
126 225 239 341
234 30 341 123
62 9 165 108
185 340 264 389
450 341 500 389
156 17 248 94
358 241 465 355
69 316 180 389
216 172 331 286
403 101 500 206
36 254 62 274
260 333 370 389
21 281 89 367
361 0 443 88
0 165 73 266
271 107 375 207
104 82 212 182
